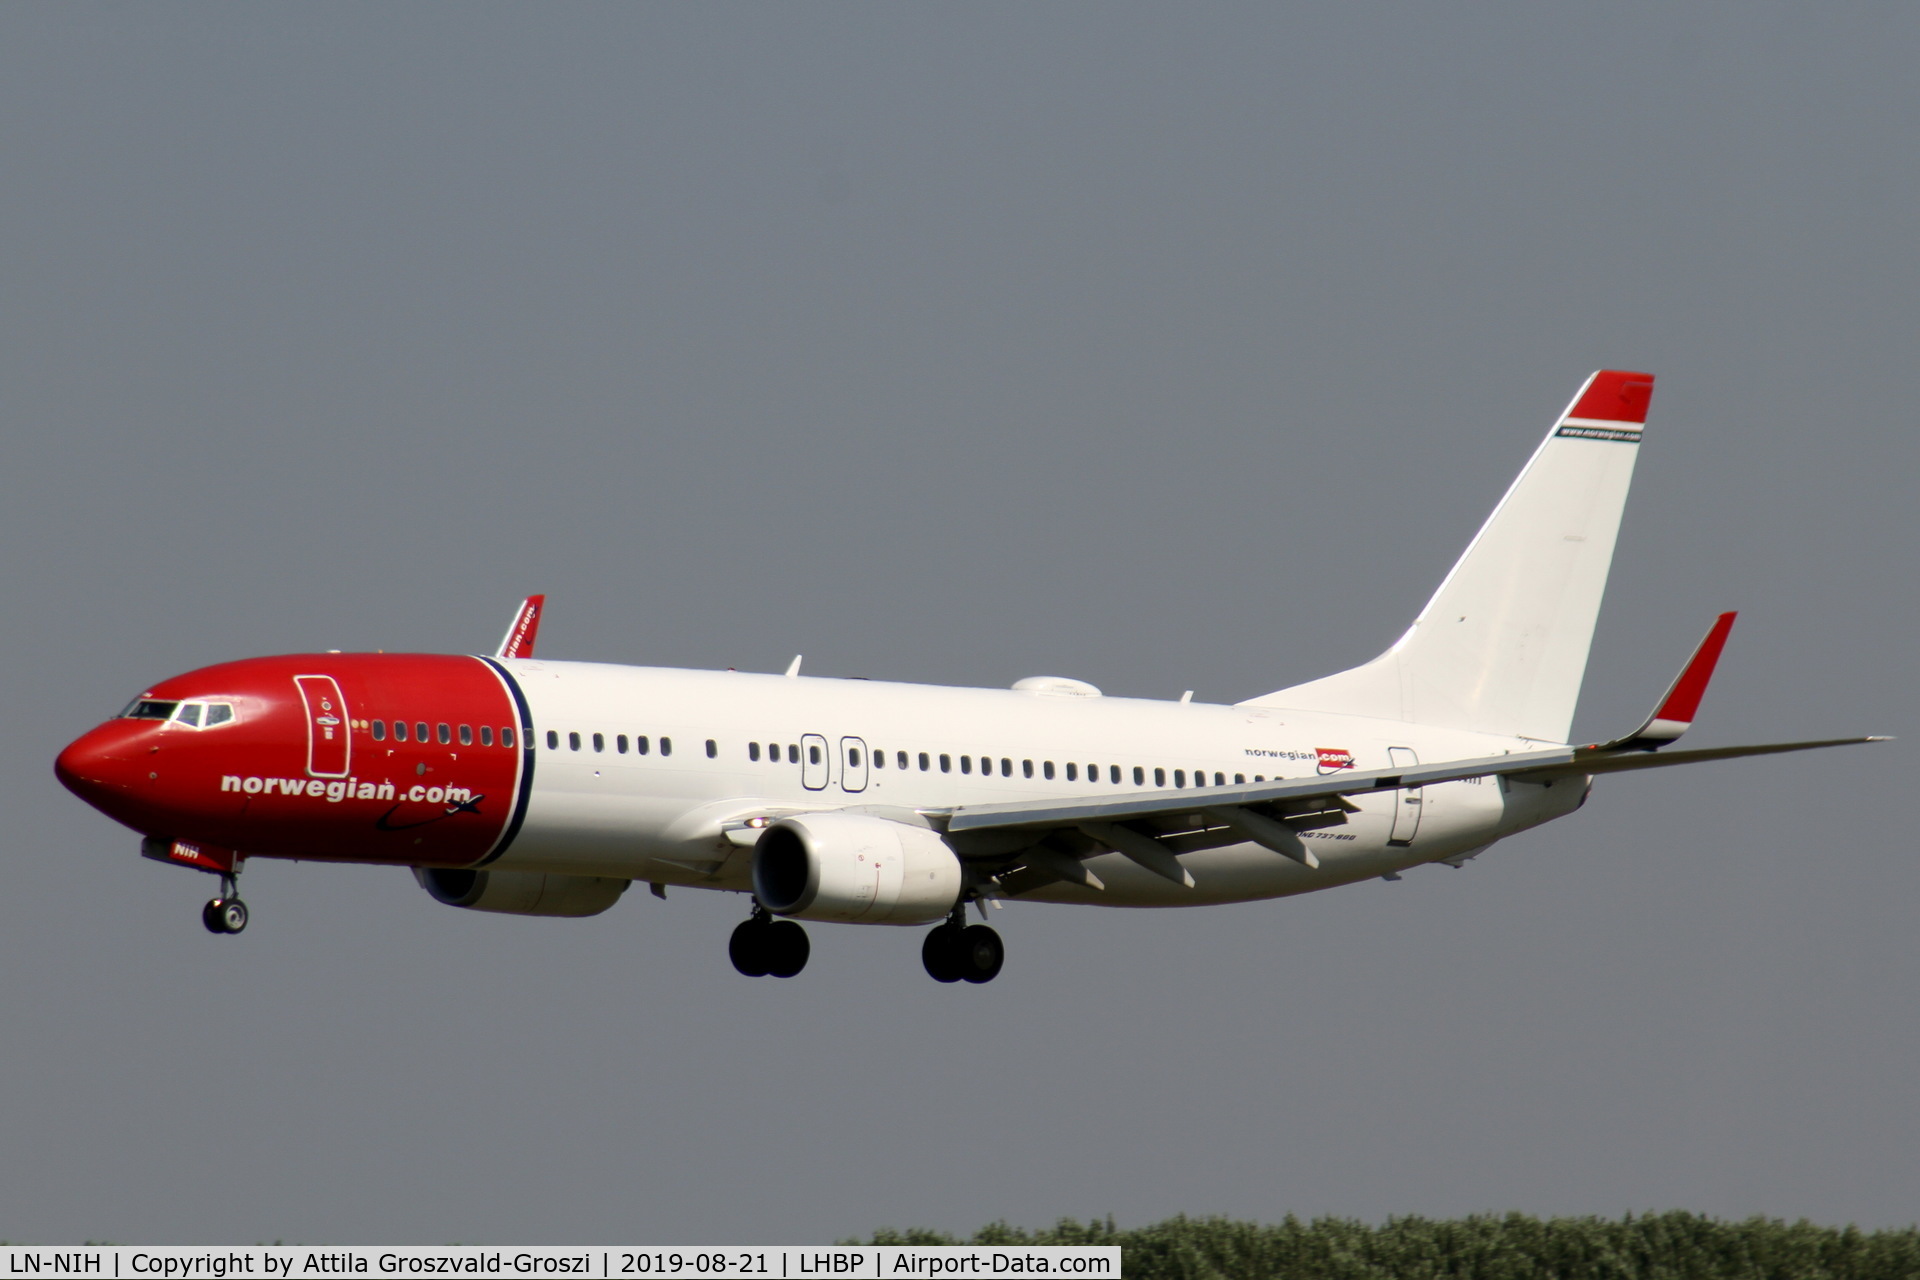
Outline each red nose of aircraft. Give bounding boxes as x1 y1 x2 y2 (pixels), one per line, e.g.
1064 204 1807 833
56 720 152 811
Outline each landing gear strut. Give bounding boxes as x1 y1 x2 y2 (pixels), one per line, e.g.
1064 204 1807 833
922 909 1003 984
729 907 809 978
202 873 249 935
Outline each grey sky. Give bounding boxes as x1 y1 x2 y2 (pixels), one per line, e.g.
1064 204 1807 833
2 2 1914 1243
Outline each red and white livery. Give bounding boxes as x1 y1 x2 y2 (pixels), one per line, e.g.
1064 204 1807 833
55 371 1885 981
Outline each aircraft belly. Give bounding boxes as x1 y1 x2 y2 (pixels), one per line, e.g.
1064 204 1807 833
489 787 712 879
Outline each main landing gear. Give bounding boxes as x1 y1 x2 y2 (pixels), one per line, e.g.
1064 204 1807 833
922 910 1003 984
729 908 810 978
725 904 1005 983
202 874 249 935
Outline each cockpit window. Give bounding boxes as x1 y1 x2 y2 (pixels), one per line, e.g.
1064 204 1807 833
151 700 238 729
121 699 178 720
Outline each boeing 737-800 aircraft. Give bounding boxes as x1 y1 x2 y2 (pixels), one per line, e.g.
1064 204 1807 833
55 370 1883 982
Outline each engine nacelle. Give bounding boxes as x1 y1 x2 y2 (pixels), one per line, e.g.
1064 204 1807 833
412 867 629 917
752 813 963 924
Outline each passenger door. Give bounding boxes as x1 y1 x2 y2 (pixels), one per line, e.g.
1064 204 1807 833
294 674 351 778
1386 745 1422 846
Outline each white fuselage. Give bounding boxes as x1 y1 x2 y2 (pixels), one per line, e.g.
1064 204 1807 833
492 659 1589 911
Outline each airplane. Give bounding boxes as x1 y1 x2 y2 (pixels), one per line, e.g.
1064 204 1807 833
54 370 1886 982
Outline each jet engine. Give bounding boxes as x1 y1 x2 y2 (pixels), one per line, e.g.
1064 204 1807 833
412 867 630 917
752 813 963 924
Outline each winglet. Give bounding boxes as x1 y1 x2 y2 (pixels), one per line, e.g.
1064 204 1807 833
1589 611 1736 752
495 595 545 660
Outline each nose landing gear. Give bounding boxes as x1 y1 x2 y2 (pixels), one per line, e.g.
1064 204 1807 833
202 874 249 935
729 907 809 978
922 910 1003 984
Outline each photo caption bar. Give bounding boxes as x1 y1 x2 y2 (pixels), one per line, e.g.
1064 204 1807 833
0 1248 1120 1279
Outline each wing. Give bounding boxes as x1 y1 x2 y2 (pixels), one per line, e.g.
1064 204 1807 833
939 735 1883 891
939 614 1883 892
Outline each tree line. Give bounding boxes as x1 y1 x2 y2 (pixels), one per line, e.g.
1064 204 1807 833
857 1212 1920 1279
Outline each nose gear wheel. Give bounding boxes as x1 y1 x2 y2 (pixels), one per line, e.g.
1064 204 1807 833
199 871 248 935
203 897 248 934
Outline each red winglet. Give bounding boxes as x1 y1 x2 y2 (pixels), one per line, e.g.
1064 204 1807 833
496 594 545 660
1589 611 1737 751
1569 370 1655 423
1653 610 1736 726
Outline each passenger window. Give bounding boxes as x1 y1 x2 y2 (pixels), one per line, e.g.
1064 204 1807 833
480 726 493 746
661 737 673 757
174 703 202 727
546 730 558 749
960 755 972 774
592 733 604 753
615 734 627 753
1154 767 1166 787
1044 761 1055 780
371 720 387 741
460 725 473 746
1110 764 1121 784
433 723 448 744
1234 773 1245 785
1022 760 1033 778
786 744 796 763
807 743 819 765
1001 758 1013 777
569 732 581 751
749 742 761 762
849 747 862 767
871 749 882 769
939 754 951 773
394 721 409 742
502 728 515 748
898 751 909 770
204 703 233 727
1086 764 1096 781
416 722 429 743
1133 766 1144 785
1215 772 1226 787
1174 770 1186 787
706 739 717 758
635 736 649 755
919 752 930 771
1066 763 1078 781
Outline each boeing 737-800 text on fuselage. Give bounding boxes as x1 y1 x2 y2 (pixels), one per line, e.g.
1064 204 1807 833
55 371 1883 982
